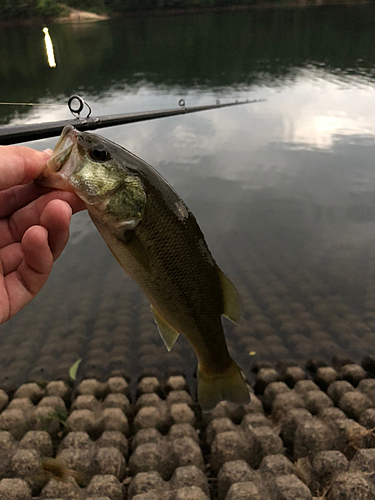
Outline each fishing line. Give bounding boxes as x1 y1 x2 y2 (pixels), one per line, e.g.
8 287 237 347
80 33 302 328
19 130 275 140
0 102 66 106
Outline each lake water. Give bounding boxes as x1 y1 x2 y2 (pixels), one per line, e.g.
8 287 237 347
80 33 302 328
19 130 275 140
1 4 375 389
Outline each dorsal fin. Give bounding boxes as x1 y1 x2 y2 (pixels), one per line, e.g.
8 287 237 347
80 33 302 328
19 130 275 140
219 269 244 324
151 306 180 351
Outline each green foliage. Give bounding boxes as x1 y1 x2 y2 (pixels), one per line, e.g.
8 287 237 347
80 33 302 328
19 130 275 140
35 0 63 16
69 358 82 381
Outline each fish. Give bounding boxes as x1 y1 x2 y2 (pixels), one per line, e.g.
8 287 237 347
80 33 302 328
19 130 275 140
38 125 250 411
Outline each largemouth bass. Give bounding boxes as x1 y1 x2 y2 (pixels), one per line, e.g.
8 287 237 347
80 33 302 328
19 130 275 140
39 126 250 411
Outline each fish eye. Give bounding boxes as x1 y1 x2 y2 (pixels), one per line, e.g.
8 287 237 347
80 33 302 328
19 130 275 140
88 146 111 163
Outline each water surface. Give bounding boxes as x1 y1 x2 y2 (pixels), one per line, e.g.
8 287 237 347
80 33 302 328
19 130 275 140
1 5 375 387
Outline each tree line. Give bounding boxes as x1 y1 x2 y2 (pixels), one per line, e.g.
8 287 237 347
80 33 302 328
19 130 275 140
1 0 268 22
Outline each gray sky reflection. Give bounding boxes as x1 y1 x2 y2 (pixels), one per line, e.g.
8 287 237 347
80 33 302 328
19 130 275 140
12 69 375 307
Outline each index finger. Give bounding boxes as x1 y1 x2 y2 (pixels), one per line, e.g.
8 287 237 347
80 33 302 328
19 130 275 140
0 146 52 191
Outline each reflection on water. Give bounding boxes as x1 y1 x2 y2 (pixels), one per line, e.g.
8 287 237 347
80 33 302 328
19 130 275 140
43 27 56 69
0 5 375 387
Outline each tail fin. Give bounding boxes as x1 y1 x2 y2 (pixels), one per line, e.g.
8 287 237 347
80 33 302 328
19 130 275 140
197 360 250 412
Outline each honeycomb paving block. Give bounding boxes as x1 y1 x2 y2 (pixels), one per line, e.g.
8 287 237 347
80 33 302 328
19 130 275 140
133 405 170 433
67 409 98 435
40 476 83 499
7 397 34 411
281 366 307 388
38 396 67 413
263 382 291 412
318 407 346 422
95 446 126 479
338 391 373 421
272 392 305 418
57 447 95 483
131 493 162 500
166 375 190 393
240 413 270 429
349 448 375 475
293 419 337 460
302 391 334 415
127 471 167 499
173 486 210 499
13 383 44 403
357 379 375 404
335 419 372 458
19 430 53 457
107 376 129 394
225 481 265 500
46 380 71 400
86 497 112 500
203 401 248 425
31 405 65 437
3 359 375 499
251 426 284 462
103 393 132 417
254 368 280 395
77 379 108 399
210 431 250 474
72 395 101 412
314 367 337 390
137 377 162 397
101 408 129 435
170 403 196 426
0 478 32 499
241 395 263 416
0 390 9 412
131 428 164 450
168 423 199 444
0 432 16 477
339 364 367 387
128 441 175 479
280 409 313 450
169 466 210 496
85 474 124 500
274 474 312 499
258 454 295 478
326 472 375 500
135 393 167 412
310 450 348 491
327 381 355 405
359 409 375 429
0 409 28 439
206 418 238 446
170 437 205 470
294 380 320 394
96 430 129 457
217 460 258 500
58 431 96 453
166 390 193 406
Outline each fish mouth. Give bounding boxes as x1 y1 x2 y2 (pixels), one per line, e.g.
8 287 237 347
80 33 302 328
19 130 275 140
47 125 80 173
37 126 81 190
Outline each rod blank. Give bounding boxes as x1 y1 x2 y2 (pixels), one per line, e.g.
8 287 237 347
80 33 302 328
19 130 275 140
0 99 263 145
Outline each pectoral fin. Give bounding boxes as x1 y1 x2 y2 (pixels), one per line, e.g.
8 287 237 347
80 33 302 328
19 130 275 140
89 214 151 272
120 230 151 272
151 306 180 351
219 269 244 324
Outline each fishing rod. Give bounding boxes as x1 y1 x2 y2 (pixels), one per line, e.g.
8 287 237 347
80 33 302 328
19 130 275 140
0 95 264 146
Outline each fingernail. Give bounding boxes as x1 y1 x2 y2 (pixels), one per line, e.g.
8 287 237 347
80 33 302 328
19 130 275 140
43 148 53 155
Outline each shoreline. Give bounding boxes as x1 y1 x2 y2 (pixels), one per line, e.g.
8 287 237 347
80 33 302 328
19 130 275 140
0 0 372 28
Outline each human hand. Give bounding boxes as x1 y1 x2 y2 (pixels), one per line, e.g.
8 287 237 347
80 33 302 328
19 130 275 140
0 145 85 324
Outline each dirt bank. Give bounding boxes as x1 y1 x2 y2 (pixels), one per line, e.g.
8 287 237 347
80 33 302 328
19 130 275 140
55 8 109 23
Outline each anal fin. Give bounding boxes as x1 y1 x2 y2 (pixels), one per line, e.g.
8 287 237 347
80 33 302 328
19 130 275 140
218 269 244 324
151 306 180 351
